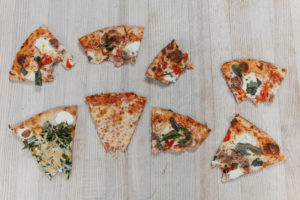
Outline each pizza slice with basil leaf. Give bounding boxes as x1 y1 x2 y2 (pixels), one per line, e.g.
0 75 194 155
9 106 78 180
9 25 75 86
78 26 144 67
85 93 147 155
222 59 287 105
151 108 210 153
211 114 286 182
146 40 193 85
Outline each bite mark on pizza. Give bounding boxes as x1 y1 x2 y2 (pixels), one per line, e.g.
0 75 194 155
211 114 286 182
222 59 287 105
151 108 210 154
85 93 147 155
146 40 193 85
78 26 144 67
9 106 78 180
9 25 75 86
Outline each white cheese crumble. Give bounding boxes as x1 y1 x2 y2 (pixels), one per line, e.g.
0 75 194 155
235 133 258 146
123 41 140 57
55 111 74 124
241 72 262 99
34 38 57 58
26 71 35 81
227 168 244 179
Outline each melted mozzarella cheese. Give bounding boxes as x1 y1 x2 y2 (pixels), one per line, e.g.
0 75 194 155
55 111 74 124
164 74 177 83
234 133 258 146
34 38 57 57
227 168 244 179
123 41 140 57
241 72 262 98
26 71 35 81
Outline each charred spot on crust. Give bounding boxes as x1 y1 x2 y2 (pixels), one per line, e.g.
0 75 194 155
49 38 59 48
167 40 175 50
231 118 238 127
17 55 26 65
167 49 184 63
239 62 249 72
263 143 280 155
152 66 157 71
257 63 264 70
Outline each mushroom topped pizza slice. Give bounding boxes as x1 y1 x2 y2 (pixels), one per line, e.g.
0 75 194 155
222 59 287 105
9 106 78 179
9 25 75 86
78 26 144 67
211 114 286 182
85 93 147 155
146 40 193 85
151 108 210 153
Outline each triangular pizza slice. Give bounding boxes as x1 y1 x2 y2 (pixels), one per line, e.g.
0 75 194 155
222 59 287 105
146 40 193 85
9 106 78 179
9 25 75 86
78 26 144 67
211 114 286 182
151 108 210 153
85 93 147 154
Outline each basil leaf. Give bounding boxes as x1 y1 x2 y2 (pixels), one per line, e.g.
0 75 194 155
35 70 42 86
232 163 238 169
232 64 243 78
21 66 28 75
162 72 174 77
178 139 187 146
236 143 263 155
246 78 262 95
156 141 162 149
98 43 115 51
251 158 263 166
161 131 182 141
34 56 42 67
179 126 191 140
169 117 179 131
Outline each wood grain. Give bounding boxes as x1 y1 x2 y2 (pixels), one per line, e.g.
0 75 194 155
0 0 299 199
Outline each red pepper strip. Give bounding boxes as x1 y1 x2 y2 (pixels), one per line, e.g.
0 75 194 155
223 130 231 142
66 59 72 69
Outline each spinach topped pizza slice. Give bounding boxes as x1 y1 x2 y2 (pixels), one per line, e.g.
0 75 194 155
9 25 75 86
211 114 286 182
9 106 78 180
222 59 287 105
151 108 210 153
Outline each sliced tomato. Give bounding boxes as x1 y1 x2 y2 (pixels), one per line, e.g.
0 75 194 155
183 52 188 62
66 59 72 68
41 53 52 66
165 139 175 149
114 49 121 58
172 65 182 75
259 84 268 102
223 130 231 142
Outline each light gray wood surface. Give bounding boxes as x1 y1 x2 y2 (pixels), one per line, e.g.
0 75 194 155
0 0 300 199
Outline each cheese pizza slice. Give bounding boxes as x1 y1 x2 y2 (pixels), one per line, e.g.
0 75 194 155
78 26 144 67
211 114 286 182
222 59 287 105
9 106 78 180
146 40 193 85
151 108 210 153
9 25 75 86
85 93 147 154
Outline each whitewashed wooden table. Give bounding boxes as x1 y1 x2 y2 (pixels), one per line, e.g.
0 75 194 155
1 0 300 199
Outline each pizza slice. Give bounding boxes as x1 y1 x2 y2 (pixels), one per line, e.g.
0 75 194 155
85 93 147 154
78 26 144 67
211 114 286 182
222 59 287 105
151 108 210 153
9 25 75 86
9 106 78 179
146 40 193 85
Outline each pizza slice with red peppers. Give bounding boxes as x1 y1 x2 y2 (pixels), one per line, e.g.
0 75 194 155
85 93 147 155
9 25 75 86
78 26 144 67
211 114 286 182
222 59 287 105
146 40 193 85
151 108 210 153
